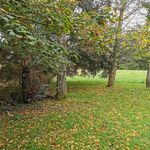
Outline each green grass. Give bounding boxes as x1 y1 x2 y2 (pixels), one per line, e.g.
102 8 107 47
0 70 150 150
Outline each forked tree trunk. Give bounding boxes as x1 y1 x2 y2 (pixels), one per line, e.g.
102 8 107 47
107 61 117 87
56 67 67 99
146 63 150 88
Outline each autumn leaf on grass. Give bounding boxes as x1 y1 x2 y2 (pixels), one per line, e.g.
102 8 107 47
50 138 57 148
131 131 139 137
7 111 14 117
122 128 127 133
71 125 78 134
0 140 5 148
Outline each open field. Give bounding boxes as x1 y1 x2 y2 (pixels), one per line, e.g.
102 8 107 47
0 70 149 150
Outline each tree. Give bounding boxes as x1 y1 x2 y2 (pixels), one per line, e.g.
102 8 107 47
70 0 147 88
135 27 149 88
127 2 150 88
143 2 150 88
56 66 67 99
68 0 114 76
0 0 75 102
105 0 147 87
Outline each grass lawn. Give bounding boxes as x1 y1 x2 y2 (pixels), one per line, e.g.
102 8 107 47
0 70 149 150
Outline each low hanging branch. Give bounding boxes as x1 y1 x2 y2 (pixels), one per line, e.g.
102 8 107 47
0 8 47 26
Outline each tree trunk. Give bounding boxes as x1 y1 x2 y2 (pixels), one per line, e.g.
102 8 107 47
107 61 117 87
22 65 31 103
146 63 150 88
56 67 67 99
106 3 124 88
21 57 32 103
107 37 118 88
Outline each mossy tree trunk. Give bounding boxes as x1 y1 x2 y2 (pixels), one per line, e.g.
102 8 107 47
146 63 150 88
107 38 118 87
56 66 67 99
107 60 117 87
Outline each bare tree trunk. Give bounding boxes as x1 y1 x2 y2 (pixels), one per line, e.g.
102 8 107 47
107 60 117 87
146 63 150 88
56 67 67 99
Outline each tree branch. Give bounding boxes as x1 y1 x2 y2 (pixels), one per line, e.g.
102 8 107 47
0 8 46 26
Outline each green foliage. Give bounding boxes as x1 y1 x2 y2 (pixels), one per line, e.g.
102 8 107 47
119 60 148 70
0 0 75 74
68 5 114 75
0 0 79 102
